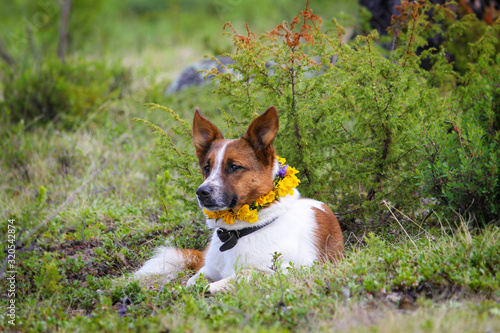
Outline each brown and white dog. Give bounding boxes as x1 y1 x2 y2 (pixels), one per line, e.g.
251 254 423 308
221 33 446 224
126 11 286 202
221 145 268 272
135 106 344 292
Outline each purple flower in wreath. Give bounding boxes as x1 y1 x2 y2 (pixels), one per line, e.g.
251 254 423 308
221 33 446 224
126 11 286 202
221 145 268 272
278 165 288 178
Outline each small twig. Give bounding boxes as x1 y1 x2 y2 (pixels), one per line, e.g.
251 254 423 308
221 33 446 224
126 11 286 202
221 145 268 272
114 240 130 250
391 5 413 52
271 254 286 311
386 202 432 237
158 195 178 249
382 200 417 249
26 26 40 66
139 238 157 247
81 218 86 242
421 209 434 225
344 231 366 248
335 207 362 217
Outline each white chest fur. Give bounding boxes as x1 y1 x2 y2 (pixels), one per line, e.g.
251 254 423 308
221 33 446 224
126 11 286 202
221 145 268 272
201 191 325 281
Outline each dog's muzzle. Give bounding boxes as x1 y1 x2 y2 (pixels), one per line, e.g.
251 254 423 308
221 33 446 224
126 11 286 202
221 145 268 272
196 184 237 211
196 185 213 205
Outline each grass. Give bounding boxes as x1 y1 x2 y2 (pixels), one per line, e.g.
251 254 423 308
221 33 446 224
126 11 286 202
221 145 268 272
1 95 499 333
3 202 499 332
0 0 499 332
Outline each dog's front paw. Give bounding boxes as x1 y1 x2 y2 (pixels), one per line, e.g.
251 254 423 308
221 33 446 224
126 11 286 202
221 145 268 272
208 279 233 294
186 272 214 294
187 274 232 294
186 275 197 287
186 272 205 288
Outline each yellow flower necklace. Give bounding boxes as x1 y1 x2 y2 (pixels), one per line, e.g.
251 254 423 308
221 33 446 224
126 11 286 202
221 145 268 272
204 156 300 224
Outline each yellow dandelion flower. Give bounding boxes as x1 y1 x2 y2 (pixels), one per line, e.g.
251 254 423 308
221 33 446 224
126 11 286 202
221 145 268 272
287 177 300 188
255 195 267 206
246 210 258 223
237 205 258 223
285 166 299 176
277 156 286 165
204 209 219 219
276 183 291 197
256 190 277 206
222 211 236 224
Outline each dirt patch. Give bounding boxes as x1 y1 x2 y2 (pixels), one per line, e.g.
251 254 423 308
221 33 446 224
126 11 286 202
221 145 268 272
54 239 103 255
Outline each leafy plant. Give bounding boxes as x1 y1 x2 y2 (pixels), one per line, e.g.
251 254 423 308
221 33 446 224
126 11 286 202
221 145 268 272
135 104 202 215
1 57 130 128
415 5 500 226
36 260 63 297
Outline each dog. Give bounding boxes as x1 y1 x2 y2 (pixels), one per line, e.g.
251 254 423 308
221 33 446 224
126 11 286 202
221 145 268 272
135 106 344 293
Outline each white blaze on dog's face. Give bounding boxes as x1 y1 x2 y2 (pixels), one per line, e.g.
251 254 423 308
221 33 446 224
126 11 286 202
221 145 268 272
193 106 279 212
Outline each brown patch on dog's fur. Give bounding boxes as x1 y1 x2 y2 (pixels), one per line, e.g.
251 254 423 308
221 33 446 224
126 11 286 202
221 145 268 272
182 249 206 272
223 140 276 211
312 204 344 262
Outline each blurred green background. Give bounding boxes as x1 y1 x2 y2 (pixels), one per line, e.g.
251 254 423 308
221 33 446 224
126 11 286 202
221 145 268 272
0 0 359 84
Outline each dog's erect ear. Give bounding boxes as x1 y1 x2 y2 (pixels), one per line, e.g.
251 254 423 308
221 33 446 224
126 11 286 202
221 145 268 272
193 108 224 161
243 106 279 164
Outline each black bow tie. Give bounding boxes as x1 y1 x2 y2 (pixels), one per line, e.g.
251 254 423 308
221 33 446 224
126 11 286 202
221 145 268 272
216 216 278 252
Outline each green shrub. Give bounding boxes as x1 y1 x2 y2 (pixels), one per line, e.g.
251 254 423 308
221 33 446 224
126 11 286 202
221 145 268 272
419 22 500 226
139 1 500 229
135 104 203 215
2 58 130 128
36 260 63 297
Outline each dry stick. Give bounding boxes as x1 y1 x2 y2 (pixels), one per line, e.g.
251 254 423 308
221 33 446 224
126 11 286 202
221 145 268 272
0 155 109 279
386 202 432 237
0 35 15 67
57 0 72 62
382 200 418 249
391 6 413 53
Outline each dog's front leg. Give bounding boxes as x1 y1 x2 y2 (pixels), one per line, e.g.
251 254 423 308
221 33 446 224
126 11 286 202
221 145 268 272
207 274 238 293
188 267 274 293
186 268 210 288
207 269 265 294
186 264 224 289
186 270 247 293
186 269 236 293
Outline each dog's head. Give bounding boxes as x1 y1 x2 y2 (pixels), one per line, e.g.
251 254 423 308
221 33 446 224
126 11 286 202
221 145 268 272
193 106 279 212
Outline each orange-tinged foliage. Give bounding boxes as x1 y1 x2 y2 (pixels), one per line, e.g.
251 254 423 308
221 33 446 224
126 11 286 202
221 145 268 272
268 3 321 48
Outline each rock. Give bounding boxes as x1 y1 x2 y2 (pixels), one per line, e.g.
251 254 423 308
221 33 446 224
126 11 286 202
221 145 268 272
164 56 235 94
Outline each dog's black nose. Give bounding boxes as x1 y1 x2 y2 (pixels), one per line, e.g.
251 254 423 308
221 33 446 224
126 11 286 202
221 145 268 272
196 186 212 199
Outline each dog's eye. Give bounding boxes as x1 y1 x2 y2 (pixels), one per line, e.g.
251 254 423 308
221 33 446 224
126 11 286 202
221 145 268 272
203 164 210 174
228 164 243 173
